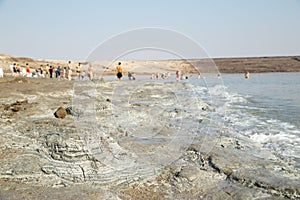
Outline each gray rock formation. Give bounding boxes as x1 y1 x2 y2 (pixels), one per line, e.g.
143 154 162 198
0 78 299 199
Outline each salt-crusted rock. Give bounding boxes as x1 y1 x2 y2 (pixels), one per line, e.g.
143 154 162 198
0 79 299 199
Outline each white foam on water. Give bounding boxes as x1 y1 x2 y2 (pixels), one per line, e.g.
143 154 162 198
197 84 300 163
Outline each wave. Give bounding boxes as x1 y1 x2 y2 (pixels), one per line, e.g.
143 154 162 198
198 84 300 163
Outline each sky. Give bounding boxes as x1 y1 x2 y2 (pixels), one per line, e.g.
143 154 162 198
0 0 300 60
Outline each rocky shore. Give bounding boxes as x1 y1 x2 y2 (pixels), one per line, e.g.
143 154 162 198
0 77 299 199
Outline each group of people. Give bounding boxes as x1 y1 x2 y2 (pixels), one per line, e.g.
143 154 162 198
114 62 200 81
6 61 94 81
1 61 250 81
175 70 201 81
151 72 171 80
115 62 137 81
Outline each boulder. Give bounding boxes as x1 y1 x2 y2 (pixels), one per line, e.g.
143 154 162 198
11 105 20 112
54 107 67 119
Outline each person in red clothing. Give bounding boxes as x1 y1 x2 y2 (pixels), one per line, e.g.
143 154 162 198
25 63 30 73
25 63 31 77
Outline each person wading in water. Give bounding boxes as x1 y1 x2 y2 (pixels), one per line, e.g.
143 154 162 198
116 62 123 81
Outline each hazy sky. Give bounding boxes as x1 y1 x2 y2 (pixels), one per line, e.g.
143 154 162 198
0 0 300 60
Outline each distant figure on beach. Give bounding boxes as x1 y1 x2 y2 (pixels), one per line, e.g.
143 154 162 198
245 71 250 79
0 66 3 78
87 64 93 80
25 63 31 77
132 72 136 80
128 71 132 80
49 66 53 78
45 64 49 78
10 63 15 76
21 67 26 77
81 71 85 80
68 61 72 81
197 73 201 80
176 70 180 81
116 62 123 81
12 63 17 76
156 73 159 79
39 65 44 78
181 73 185 80
62 67 67 79
76 63 81 80
167 72 171 79
16 64 21 76
55 66 61 78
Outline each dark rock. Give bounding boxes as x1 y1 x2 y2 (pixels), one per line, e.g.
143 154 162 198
65 107 80 117
65 107 73 115
11 105 20 112
54 107 67 119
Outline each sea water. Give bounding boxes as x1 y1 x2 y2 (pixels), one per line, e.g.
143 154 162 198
193 72 300 167
100 72 300 167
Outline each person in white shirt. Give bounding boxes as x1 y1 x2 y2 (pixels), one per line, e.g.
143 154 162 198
68 61 72 81
0 66 4 78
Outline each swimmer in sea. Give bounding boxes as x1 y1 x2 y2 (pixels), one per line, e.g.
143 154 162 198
116 62 123 81
245 71 250 79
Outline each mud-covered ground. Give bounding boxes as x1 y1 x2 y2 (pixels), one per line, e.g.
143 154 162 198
0 77 299 199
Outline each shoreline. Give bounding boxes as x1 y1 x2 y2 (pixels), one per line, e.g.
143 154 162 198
0 78 299 199
1 54 300 75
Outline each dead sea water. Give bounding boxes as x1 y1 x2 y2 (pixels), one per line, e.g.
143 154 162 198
101 72 300 167
193 72 300 168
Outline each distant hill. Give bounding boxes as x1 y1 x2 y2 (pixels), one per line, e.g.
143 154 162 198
214 56 300 73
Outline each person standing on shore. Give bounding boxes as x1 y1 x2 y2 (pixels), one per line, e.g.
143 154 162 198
87 64 93 80
49 66 53 78
16 64 21 76
116 62 123 81
176 70 180 81
62 67 67 79
68 61 72 81
37 64 43 78
76 63 81 80
55 66 61 78
45 64 49 78
128 71 132 80
10 63 15 76
0 66 3 78
25 63 30 77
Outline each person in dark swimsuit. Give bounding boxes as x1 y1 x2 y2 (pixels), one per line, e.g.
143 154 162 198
116 62 123 81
